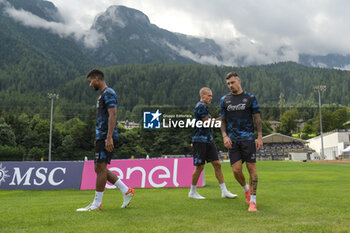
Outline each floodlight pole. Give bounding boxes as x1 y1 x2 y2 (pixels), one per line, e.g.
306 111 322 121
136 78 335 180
314 86 326 160
48 93 59 162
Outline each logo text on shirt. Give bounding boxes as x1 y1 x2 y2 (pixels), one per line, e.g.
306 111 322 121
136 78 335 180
227 104 246 111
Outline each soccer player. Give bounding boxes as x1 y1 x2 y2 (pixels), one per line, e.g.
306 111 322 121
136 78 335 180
77 69 134 211
189 87 237 200
219 72 263 212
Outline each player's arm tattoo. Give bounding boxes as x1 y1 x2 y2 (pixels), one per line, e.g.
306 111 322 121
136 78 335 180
107 107 117 139
253 114 262 138
250 174 258 195
218 116 228 138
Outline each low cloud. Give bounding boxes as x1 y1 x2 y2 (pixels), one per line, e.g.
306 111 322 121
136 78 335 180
3 4 106 48
165 42 223 65
5 0 350 66
111 0 350 65
167 37 299 67
335 65 350 71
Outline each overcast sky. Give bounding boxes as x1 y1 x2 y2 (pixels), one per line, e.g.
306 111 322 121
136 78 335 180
3 0 350 66
49 0 350 55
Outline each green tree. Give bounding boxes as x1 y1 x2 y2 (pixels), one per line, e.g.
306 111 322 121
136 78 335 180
278 109 299 135
116 127 144 159
262 120 273 136
302 122 315 135
0 123 16 146
301 120 315 139
331 108 347 129
69 120 90 150
58 135 76 161
23 130 41 150
4 113 30 145
0 145 25 161
27 147 45 161
313 109 333 133
31 119 62 160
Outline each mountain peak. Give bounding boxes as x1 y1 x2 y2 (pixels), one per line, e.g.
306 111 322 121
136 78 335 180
92 5 151 31
5 0 63 23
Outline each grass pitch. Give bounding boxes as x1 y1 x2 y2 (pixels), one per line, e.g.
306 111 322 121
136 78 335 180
1 161 350 233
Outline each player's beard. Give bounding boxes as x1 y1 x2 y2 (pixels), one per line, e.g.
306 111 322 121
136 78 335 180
92 83 99 91
231 88 238 94
231 85 242 94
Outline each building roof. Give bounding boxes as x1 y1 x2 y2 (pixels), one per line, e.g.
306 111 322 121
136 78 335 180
342 146 350 152
262 133 307 144
307 129 350 141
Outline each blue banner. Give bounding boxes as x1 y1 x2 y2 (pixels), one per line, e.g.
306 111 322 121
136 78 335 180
0 161 84 190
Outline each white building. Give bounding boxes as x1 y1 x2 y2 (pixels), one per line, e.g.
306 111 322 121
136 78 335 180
307 130 350 160
119 120 140 130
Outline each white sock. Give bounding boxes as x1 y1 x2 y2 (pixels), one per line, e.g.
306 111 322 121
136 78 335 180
219 183 228 192
243 184 249 192
190 185 197 193
250 195 256 203
92 191 104 207
115 179 129 194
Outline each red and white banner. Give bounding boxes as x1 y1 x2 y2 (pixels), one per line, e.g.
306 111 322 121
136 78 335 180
80 158 205 189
